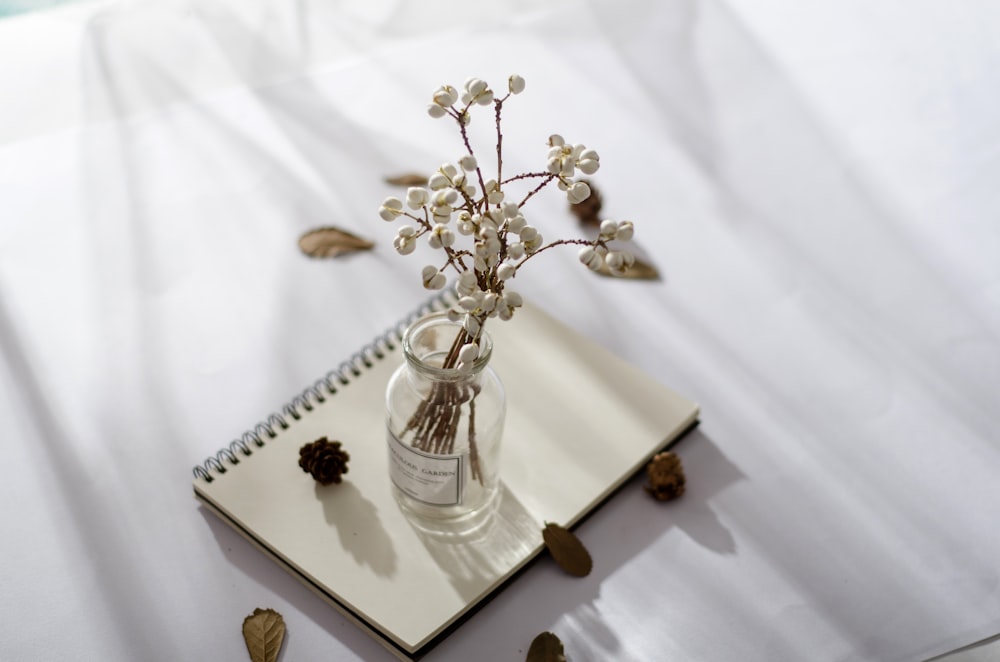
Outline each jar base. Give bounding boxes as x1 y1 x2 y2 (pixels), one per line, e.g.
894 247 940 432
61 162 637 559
392 485 500 538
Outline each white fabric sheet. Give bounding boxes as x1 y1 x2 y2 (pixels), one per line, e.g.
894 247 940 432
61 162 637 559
2 1 999 660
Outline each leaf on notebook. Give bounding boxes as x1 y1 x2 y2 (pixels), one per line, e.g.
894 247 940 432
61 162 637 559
542 522 593 577
385 173 429 186
298 227 374 258
526 631 566 662
242 608 285 662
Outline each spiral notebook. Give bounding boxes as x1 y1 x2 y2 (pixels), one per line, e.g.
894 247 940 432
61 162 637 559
192 295 699 660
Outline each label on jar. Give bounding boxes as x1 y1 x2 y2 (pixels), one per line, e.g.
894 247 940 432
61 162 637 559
387 431 464 506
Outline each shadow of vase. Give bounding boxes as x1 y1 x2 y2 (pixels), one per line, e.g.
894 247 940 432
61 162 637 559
409 482 542 604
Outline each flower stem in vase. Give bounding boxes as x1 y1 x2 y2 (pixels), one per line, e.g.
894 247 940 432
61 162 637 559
400 326 486 485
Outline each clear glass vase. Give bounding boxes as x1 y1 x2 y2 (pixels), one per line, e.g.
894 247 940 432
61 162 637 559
385 312 505 532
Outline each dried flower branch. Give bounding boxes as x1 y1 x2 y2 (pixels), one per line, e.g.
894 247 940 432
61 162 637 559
379 75 637 475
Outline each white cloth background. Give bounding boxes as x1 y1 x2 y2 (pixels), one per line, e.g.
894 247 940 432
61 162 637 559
2 1 999 660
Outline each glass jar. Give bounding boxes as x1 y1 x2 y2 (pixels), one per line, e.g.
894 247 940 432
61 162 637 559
385 312 505 531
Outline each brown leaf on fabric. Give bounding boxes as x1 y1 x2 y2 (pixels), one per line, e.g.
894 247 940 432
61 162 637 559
298 227 374 258
593 256 661 280
385 173 429 186
526 631 566 662
242 608 286 662
542 522 593 577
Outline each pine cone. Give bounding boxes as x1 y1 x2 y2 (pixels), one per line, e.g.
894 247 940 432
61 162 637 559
568 180 603 226
298 437 350 485
644 451 685 501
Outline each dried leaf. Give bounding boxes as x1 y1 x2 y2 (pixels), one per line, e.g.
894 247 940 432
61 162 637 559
593 256 661 280
242 608 285 662
298 227 374 258
527 631 566 662
384 173 429 187
542 522 593 577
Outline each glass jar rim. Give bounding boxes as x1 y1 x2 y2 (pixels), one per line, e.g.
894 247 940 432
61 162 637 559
402 311 493 378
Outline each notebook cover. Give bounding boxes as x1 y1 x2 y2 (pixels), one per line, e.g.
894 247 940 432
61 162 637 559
193 300 699 659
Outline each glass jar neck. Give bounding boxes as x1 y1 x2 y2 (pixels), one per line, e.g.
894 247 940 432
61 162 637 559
402 312 493 382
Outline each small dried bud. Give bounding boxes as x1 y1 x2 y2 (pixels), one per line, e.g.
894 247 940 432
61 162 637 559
496 262 516 280
406 187 429 210
393 230 417 256
458 343 478 363
599 219 618 238
503 290 523 308
484 178 504 204
432 85 458 107
566 181 591 205
428 172 449 190
463 314 481 335
578 246 602 271
427 224 455 249
421 266 446 290
378 197 403 221
615 220 634 242
475 89 494 105
465 77 488 97
577 148 600 175
456 271 478 296
458 154 478 171
605 250 628 274
568 181 603 226
506 214 527 234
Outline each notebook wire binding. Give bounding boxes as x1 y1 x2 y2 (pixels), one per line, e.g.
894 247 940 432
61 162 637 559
192 290 455 483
